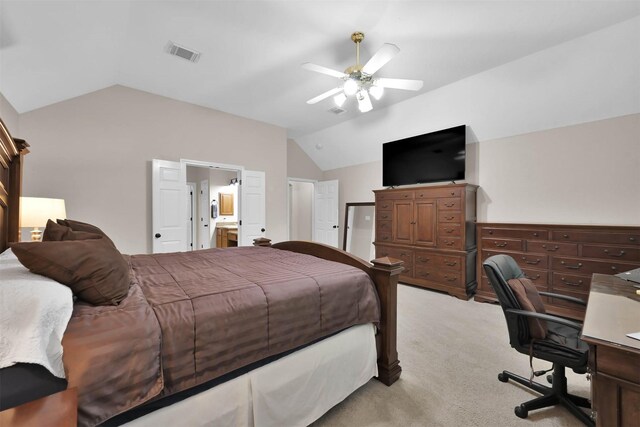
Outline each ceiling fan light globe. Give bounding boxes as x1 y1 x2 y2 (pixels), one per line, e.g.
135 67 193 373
369 85 384 100
333 93 347 107
357 90 373 113
343 79 359 96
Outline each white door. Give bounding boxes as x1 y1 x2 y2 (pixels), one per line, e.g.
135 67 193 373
198 179 211 249
152 159 187 253
314 180 339 247
186 182 196 251
239 170 266 246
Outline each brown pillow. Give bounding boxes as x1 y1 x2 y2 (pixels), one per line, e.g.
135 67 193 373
42 220 103 242
507 277 547 339
12 239 130 306
57 219 116 248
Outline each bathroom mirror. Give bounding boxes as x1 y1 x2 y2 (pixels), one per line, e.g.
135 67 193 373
343 202 376 263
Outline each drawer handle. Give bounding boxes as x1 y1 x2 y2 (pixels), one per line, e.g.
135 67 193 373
561 261 582 270
526 274 541 280
419 272 430 277
382 236 389 240
494 241 507 248
562 234 570 239
444 276 457 282
419 194 424 198
604 249 625 257
381 215 388 219
630 236 637 242
444 202 455 207
450 191 455 196
400 252 407 257
383 204 389 209
445 228 455 233
444 261 457 267
610 266 617 271
445 216 455 220
560 277 583 286
522 257 541 265
542 244 559 252
488 230 494 235
410 221 416 225
532 232 539 237
418 257 430 263
444 240 455 246
404 194 409 198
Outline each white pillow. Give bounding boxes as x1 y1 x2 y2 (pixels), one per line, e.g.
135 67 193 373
0 247 73 378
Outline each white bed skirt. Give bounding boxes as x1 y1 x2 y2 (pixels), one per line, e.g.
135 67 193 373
123 323 378 427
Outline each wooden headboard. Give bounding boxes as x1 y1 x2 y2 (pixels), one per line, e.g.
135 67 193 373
0 116 29 252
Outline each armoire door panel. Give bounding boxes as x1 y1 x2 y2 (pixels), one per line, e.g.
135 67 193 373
414 201 436 246
393 201 413 244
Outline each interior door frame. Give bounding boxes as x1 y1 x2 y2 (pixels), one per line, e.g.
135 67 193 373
187 181 196 251
182 159 244 244
287 177 317 241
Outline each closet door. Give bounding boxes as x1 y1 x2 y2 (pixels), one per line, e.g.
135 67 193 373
414 200 436 246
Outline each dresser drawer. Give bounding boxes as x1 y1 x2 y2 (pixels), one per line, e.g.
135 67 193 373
521 268 548 286
482 238 523 252
581 244 640 262
551 272 590 293
417 187 462 199
376 210 392 221
438 211 461 223
482 228 547 240
552 230 640 246
480 274 547 294
415 251 463 271
376 231 392 243
376 191 414 201
549 289 589 308
438 223 461 237
438 237 462 250
376 246 413 266
437 198 461 210
551 256 640 276
415 266 462 286
526 241 578 256
376 220 392 233
377 201 393 210
483 250 548 270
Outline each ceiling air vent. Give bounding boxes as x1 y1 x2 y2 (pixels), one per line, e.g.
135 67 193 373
166 41 201 63
328 107 346 115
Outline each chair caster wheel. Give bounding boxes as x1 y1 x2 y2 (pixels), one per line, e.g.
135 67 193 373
547 374 553 384
515 404 528 419
498 373 508 383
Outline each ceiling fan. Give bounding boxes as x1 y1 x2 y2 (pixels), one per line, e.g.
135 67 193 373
302 32 424 113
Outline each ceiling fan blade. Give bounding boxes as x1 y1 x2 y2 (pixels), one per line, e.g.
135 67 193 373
362 43 400 75
375 77 423 91
306 87 343 105
301 62 347 79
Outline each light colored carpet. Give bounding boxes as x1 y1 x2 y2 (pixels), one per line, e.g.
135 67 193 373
312 284 590 427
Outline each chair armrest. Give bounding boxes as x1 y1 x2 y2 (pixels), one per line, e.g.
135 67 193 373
539 291 587 307
505 308 583 331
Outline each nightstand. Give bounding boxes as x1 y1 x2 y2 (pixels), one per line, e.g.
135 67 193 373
0 388 77 427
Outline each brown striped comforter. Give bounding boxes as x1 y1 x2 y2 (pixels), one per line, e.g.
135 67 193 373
63 246 380 426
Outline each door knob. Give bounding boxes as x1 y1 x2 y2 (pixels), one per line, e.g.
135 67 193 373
332 225 339 229
261 228 265 232
155 233 161 238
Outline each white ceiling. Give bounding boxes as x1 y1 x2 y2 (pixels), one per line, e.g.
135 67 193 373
1 1 638 138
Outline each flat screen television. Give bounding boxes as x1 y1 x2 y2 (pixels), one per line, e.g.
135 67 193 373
382 125 466 187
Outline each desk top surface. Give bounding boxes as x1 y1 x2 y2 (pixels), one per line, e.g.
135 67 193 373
581 274 640 352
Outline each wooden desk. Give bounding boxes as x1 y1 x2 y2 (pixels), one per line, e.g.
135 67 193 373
581 274 640 427
0 388 77 427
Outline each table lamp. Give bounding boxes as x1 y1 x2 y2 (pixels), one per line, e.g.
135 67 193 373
20 197 67 241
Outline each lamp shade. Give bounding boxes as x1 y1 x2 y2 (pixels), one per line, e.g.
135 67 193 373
20 197 67 228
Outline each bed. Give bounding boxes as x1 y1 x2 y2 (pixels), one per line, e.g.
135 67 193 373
0 117 404 426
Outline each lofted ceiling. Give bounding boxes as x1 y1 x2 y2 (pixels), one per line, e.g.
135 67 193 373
0 1 638 139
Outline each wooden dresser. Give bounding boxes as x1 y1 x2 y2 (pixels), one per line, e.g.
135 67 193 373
476 223 640 319
373 184 478 299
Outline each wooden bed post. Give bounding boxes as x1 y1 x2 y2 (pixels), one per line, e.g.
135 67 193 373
370 256 404 386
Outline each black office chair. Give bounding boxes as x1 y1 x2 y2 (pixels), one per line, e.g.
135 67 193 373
483 254 594 426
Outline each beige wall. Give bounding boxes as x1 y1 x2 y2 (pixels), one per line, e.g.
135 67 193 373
19 85 288 254
324 114 640 232
287 138 322 181
0 93 19 137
